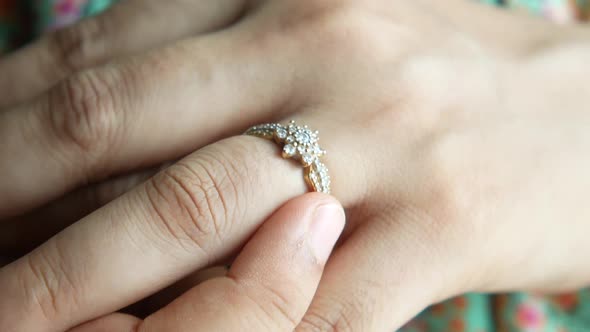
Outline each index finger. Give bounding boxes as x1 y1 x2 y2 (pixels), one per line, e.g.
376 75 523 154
0 136 307 332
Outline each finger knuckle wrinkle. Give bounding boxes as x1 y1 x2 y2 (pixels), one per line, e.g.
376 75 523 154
20 245 77 322
299 306 355 332
146 160 236 253
50 18 104 73
229 279 299 329
49 70 120 154
257 284 300 328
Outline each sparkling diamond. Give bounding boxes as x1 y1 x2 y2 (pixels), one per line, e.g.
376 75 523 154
302 153 315 165
310 172 319 182
285 136 295 144
295 131 312 144
310 171 321 186
283 144 296 157
275 128 288 139
314 161 325 171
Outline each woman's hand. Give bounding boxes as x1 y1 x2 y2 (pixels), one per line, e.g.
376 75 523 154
1 0 590 331
67 193 345 332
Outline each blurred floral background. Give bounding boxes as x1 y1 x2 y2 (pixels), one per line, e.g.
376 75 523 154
0 0 588 54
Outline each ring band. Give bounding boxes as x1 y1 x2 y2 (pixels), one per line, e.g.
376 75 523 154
244 121 331 194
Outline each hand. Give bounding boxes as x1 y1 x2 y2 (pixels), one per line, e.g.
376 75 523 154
1 0 590 331
66 193 345 332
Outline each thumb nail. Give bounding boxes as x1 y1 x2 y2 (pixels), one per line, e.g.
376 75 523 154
308 203 345 265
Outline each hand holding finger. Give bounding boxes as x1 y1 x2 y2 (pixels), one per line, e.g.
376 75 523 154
0 136 308 332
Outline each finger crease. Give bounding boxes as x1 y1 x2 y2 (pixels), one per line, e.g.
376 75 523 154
145 180 190 251
166 169 210 238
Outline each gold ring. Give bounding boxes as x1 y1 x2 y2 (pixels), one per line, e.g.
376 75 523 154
244 121 331 194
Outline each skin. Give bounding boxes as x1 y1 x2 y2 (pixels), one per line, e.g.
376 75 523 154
0 0 589 331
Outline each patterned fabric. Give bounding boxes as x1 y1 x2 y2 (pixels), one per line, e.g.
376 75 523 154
29 0 114 33
0 1 589 331
403 291 590 332
0 0 116 54
483 0 589 22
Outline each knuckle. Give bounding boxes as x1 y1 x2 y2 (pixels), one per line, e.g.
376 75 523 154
282 2 386 57
398 131 476 241
19 241 78 322
298 305 356 332
227 278 300 330
254 283 301 328
298 286 381 332
423 133 472 223
281 1 352 37
145 155 241 254
48 69 122 156
49 18 105 73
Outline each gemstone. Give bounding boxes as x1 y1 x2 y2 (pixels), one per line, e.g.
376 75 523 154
302 153 315 165
310 173 319 183
310 172 321 186
295 131 312 144
275 128 288 139
285 136 295 144
283 144 296 157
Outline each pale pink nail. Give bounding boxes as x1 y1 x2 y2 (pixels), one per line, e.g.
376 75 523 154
309 203 345 264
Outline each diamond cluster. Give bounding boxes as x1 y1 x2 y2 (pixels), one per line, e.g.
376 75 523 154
245 121 331 194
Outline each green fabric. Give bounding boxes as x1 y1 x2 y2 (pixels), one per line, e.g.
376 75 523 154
30 0 115 34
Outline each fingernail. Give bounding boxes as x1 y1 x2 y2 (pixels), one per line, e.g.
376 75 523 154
309 203 345 264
